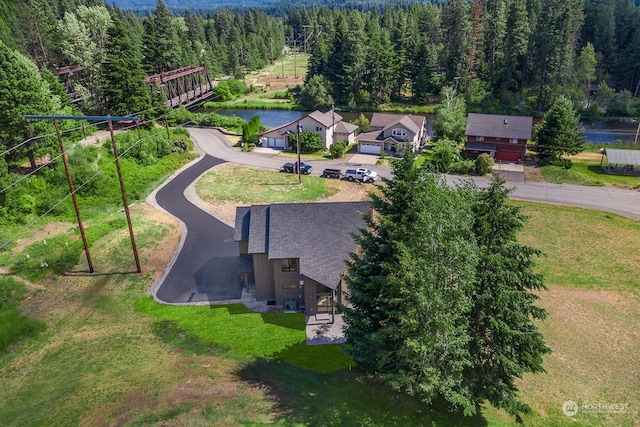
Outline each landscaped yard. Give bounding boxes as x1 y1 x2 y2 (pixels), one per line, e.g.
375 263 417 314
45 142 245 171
0 165 638 426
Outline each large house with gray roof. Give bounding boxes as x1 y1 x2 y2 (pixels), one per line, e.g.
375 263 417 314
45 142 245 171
234 202 369 315
259 110 358 150
464 113 533 162
356 112 427 155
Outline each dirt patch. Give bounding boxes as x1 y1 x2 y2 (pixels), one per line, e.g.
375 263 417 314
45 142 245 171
12 221 75 252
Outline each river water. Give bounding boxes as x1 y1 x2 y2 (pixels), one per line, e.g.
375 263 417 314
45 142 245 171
214 108 639 145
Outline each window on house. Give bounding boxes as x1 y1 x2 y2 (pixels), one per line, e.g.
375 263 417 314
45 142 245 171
392 128 407 137
476 136 485 142
509 138 518 144
281 258 298 272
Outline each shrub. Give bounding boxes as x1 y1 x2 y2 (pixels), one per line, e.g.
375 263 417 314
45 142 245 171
550 158 573 169
430 144 454 173
450 160 475 175
475 153 495 175
329 141 346 159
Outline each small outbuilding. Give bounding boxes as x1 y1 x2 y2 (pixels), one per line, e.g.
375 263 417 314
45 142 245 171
601 148 640 175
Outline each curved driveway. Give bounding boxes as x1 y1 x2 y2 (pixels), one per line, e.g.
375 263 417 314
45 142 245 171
151 128 640 304
153 152 241 304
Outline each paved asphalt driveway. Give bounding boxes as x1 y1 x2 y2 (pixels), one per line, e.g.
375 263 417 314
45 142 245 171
150 127 640 305
153 154 242 304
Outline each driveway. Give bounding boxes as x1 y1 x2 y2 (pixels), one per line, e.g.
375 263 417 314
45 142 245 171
149 127 640 305
150 153 242 304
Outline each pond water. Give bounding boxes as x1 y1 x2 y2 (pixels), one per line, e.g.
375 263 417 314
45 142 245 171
213 108 639 145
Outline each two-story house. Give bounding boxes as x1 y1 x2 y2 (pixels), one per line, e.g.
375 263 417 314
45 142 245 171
234 202 369 316
464 113 533 162
356 113 427 155
259 110 358 150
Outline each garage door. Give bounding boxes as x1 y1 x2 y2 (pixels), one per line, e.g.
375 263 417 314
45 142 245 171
496 151 522 161
266 137 275 147
360 143 381 154
275 138 285 148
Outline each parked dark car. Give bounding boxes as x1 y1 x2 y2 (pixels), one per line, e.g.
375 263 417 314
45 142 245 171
280 161 313 174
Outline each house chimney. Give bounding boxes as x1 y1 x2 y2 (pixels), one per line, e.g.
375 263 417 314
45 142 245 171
503 119 509 126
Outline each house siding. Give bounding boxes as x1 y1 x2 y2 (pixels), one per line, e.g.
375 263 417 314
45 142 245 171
465 136 526 161
272 259 303 309
253 253 275 301
238 241 248 255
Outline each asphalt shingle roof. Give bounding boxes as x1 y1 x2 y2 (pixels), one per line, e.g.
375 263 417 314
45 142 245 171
238 202 369 289
466 113 533 140
371 113 426 130
308 110 344 128
247 205 269 254
234 206 251 242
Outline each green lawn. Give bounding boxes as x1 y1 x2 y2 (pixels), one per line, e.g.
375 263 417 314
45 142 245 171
196 164 338 204
1 169 638 426
540 151 640 187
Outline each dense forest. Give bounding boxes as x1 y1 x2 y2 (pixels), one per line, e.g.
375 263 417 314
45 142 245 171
1 0 639 149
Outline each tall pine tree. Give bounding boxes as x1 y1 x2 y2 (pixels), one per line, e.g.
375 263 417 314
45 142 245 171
343 151 478 415
103 18 152 117
462 176 550 422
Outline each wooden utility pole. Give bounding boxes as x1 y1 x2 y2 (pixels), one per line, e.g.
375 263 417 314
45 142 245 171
26 114 140 274
54 119 94 273
297 122 302 184
108 119 141 273
634 121 640 147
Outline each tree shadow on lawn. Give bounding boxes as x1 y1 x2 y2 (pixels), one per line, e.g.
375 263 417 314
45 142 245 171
236 357 488 427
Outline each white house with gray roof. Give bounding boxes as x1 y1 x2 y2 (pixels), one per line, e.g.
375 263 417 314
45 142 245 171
259 110 358 150
234 202 369 315
356 112 427 155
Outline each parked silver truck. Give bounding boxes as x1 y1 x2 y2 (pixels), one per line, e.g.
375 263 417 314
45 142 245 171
344 167 378 183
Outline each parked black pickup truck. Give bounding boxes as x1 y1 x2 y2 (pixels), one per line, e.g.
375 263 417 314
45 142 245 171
321 168 343 179
280 161 313 174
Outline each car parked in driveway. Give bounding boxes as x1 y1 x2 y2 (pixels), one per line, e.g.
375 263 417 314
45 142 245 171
280 161 313 174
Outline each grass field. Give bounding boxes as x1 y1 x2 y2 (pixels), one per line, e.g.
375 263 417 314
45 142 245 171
538 150 640 187
1 168 638 425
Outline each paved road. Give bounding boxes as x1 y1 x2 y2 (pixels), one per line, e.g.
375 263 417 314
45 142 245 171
151 127 640 304
189 127 640 220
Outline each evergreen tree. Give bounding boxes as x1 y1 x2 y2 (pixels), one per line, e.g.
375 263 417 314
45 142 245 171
142 0 183 74
442 0 471 83
534 95 585 163
462 176 550 422
502 0 531 97
102 18 152 117
0 40 56 171
343 151 478 415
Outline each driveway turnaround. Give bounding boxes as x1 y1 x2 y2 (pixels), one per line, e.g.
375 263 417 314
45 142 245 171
154 154 242 303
